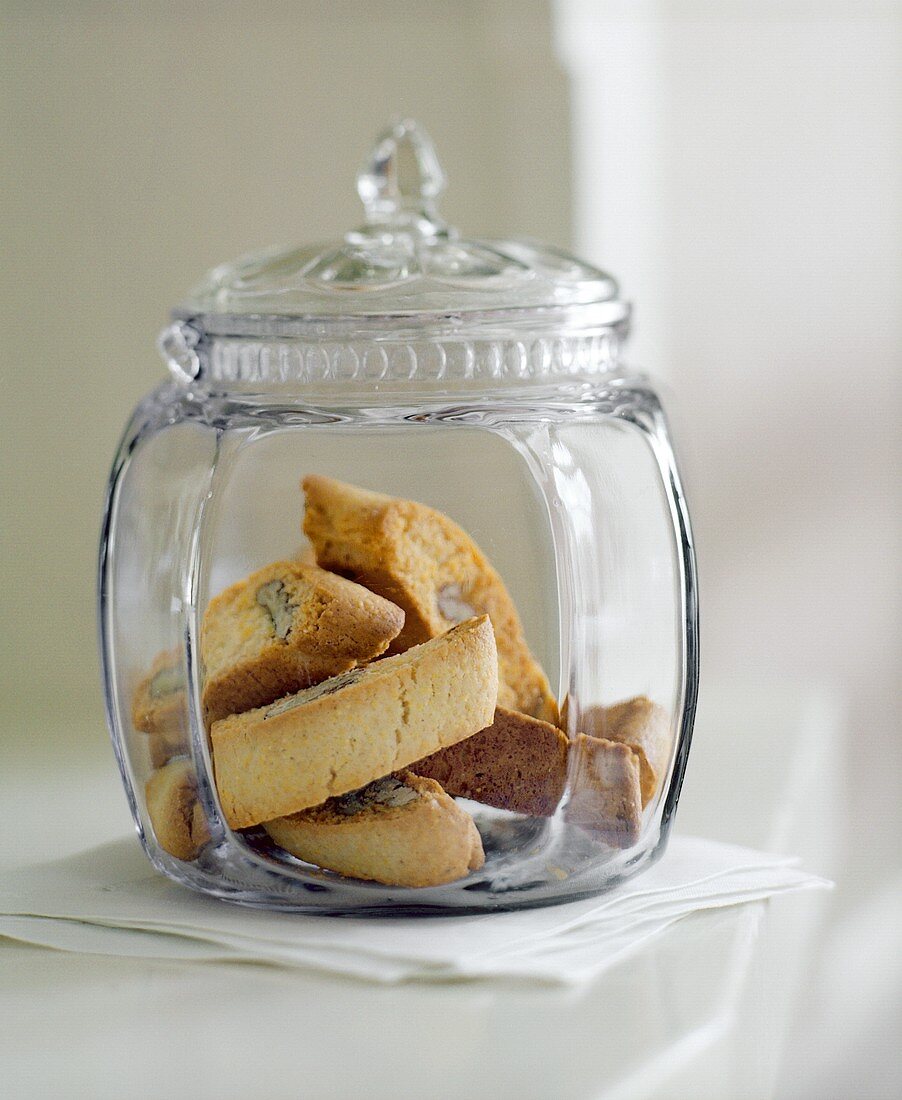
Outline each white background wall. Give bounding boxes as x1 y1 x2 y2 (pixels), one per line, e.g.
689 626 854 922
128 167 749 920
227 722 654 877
559 0 901 852
556 4 901 1096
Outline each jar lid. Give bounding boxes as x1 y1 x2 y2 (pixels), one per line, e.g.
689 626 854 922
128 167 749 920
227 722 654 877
176 119 625 327
164 121 629 386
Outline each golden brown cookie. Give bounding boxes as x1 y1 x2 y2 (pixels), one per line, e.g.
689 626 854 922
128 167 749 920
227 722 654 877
414 706 569 817
200 560 405 726
579 696 671 806
132 649 185 734
565 734 643 848
264 771 484 887
145 757 211 861
132 649 190 768
302 475 557 723
211 616 498 830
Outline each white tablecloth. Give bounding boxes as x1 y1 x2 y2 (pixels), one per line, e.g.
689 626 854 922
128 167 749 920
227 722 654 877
0 685 841 1099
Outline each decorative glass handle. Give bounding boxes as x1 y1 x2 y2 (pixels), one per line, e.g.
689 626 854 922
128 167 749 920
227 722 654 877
157 322 201 383
356 119 448 238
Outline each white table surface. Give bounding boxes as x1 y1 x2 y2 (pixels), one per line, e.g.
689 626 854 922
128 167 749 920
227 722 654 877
0 686 840 1100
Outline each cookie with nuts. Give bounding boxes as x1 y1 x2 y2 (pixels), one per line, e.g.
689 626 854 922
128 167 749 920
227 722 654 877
200 560 405 726
414 706 569 817
145 756 211 861
302 475 557 723
264 771 484 887
578 696 671 806
132 649 190 768
211 615 498 830
565 734 643 848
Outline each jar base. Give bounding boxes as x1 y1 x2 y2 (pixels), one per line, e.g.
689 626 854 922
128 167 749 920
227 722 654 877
144 810 670 916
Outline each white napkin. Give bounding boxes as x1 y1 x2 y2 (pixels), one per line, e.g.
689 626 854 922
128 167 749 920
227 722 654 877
0 835 829 984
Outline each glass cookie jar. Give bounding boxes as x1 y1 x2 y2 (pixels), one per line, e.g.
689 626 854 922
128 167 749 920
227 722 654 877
99 120 698 913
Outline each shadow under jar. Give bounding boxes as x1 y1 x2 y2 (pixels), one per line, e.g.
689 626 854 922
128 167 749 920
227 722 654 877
99 120 698 913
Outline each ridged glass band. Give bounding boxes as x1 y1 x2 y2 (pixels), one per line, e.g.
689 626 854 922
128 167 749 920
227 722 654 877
163 302 631 387
202 331 621 385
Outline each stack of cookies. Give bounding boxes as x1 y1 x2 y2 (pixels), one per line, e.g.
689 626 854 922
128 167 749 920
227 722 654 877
134 476 672 887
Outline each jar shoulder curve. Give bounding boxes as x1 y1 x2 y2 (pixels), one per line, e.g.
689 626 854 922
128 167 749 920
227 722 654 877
111 382 216 461
171 370 667 429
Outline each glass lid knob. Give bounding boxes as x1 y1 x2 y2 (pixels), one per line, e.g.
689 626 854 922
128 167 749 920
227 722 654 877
355 118 448 238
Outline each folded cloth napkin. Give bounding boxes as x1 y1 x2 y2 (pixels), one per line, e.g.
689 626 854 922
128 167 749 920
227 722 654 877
0 835 830 985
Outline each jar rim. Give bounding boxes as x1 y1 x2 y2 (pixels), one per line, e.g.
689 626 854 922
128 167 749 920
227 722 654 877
172 299 631 340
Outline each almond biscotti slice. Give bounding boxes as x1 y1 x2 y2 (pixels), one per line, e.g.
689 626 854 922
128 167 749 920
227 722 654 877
132 649 190 768
565 734 643 848
145 757 211 861
200 560 405 726
414 706 569 817
580 696 671 807
302 475 557 723
211 615 498 830
132 648 186 735
264 772 484 887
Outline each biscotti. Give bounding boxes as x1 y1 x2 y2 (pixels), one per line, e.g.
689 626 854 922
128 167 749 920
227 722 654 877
414 706 569 817
565 734 643 848
200 560 405 726
302 475 557 723
132 648 186 735
580 696 671 806
145 757 211 861
211 615 498 829
132 649 190 768
264 771 484 887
